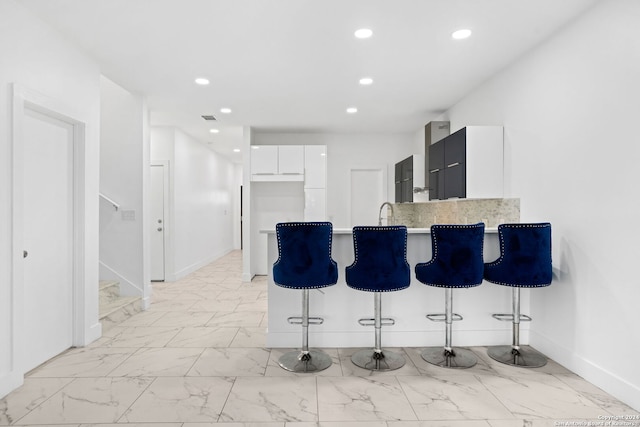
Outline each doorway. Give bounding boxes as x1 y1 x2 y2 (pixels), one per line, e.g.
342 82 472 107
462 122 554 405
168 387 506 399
150 163 168 281
12 84 86 374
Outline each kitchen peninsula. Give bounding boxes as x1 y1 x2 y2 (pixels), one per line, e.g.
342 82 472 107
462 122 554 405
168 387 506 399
263 198 528 349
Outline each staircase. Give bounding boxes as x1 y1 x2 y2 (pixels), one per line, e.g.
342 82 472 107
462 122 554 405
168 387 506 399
99 280 142 332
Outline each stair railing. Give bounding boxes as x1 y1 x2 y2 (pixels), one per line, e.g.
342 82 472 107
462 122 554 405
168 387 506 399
99 192 120 211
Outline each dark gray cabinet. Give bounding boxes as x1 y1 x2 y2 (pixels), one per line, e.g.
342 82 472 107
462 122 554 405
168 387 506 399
428 140 445 200
394 162 403 203
424 121 450 189
429 126 504 200
395 155 424 203
395 156 414 203
443 127 466 199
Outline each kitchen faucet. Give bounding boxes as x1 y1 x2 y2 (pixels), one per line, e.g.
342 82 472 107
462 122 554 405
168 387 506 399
378 202 395 226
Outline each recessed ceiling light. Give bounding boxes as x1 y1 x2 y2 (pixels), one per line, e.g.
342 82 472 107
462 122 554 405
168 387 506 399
346 107 358 114
209 129 219 133
452 29 472 40
233 148 241 153
195 77 210 85
359 77 373 85
220 108 232 114
354 28 373 39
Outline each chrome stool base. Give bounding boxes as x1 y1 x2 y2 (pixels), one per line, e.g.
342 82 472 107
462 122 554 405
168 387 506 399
487 345 547 368
351 349 405 371
421 347 477 369
278 350 333 373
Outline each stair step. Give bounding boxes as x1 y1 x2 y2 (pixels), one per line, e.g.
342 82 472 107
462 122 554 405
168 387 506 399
99 280 120 303
99 296 142 333
99 280 143 332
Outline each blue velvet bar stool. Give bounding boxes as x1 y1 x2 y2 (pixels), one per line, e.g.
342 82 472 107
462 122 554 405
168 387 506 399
345 225 411 371
415 223 485 368
484 223 552 368
273 222 338 372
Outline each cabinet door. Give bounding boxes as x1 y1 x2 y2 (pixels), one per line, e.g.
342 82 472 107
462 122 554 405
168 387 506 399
278 145 304 175
402 156 413 182
444 128 466 168
444 128 466 199
401 157 413 202
429 140 445 171
402 180 413 203
444 164 465 199
394 161 402 184
428 141 445 200
251 145 278 175
304 145 326 188
428 170 439 200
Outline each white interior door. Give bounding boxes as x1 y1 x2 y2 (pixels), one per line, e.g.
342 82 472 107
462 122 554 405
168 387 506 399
150 164 165 281
22 107 74 372
350 168 385 226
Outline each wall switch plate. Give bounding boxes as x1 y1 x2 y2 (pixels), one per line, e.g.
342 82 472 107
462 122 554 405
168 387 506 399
121 210 136 221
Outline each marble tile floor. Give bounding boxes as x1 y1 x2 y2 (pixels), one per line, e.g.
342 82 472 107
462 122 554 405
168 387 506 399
2 250 638 426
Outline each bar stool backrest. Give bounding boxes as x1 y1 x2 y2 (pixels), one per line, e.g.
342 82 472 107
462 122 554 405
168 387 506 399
346 225 411 292
415 223 485 288
484 223 552 287
273 222 338 289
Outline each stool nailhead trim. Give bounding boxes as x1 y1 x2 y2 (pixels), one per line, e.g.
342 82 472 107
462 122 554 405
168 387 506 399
274 222 337 289
348 226 410 292
484 223 552 288
415 223 484 288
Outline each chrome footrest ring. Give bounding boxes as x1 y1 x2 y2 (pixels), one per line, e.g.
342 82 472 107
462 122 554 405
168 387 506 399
426 313 463 322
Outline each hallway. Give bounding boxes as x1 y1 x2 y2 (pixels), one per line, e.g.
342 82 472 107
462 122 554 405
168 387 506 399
1 250 637 425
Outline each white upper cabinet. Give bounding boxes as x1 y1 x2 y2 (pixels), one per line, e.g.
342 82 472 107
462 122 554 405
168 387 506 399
304 145 326 189
250 145 304 181
250 145 278 175
278 145 304 175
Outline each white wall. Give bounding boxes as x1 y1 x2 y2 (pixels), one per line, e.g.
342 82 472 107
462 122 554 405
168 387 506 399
252 132 416 227
99 76 148 299
151 127 238 280
0 0 101 398
442 0 640 409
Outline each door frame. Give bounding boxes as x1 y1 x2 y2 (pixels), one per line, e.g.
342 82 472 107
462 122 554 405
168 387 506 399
150 161 171 282
11 83 87 375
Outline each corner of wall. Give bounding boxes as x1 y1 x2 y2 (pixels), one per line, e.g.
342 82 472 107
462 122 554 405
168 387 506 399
0 371 24 400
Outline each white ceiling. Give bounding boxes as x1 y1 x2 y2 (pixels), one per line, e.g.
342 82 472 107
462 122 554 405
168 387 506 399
18 0 598 164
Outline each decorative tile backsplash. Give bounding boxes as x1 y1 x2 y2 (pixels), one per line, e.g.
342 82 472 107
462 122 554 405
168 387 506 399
391 198 520 229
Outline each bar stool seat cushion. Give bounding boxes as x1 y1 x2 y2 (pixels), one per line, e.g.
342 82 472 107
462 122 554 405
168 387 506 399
346 226 411 292
484 223 552 288
415 223 485 288
273 222 338 289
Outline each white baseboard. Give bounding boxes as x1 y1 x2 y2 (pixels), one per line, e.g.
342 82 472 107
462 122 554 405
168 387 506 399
85 321 102 345
173 248 233 281
531 330 640 411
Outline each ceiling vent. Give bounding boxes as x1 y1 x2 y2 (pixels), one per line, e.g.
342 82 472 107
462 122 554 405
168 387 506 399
201 115 217 121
